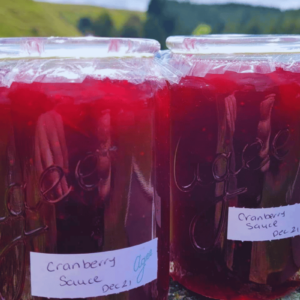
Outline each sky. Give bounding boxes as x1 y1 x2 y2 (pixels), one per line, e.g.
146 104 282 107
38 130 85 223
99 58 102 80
35 0 300 11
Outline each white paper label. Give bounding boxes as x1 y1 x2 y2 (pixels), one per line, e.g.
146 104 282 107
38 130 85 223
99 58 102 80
228 204 300 242
30 239 158 298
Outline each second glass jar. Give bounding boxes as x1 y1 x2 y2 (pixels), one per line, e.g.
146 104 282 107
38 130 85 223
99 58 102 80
167 35 300 300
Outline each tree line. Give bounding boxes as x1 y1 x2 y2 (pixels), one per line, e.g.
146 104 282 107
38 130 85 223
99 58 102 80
77 0 300 48
78 13 143 38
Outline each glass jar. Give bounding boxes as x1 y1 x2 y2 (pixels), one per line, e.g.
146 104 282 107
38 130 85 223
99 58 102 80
0 37 169 300
166 35 300 300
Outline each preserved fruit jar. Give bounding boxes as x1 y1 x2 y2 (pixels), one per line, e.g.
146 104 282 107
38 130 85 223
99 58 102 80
166 35 300 299
0 37 169 300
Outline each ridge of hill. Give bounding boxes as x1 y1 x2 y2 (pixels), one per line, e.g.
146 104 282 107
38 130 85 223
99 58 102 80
38 2 146 31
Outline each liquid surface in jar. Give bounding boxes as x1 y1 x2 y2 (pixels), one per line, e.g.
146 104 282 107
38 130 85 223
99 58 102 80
170 65 300 300
0 77 169 300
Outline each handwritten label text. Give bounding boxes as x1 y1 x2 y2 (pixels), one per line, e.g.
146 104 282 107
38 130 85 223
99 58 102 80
228 204 300 241
30 239 158 298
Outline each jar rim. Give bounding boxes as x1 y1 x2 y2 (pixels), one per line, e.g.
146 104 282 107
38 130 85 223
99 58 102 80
0 37 160 59
166 34 300 54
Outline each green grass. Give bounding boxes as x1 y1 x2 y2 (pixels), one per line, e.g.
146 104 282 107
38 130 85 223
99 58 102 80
0 0 146 37
0 0 80 37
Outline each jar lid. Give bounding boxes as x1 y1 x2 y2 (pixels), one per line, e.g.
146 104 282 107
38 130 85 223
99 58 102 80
166 35 300 55
0 37 160 59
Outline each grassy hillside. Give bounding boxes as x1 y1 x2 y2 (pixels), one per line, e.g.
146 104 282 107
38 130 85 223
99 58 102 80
39 2 146 31
0 0 145 37
0 0 80 37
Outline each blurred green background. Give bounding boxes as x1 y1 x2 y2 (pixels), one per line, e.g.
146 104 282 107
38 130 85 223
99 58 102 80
2 0 300 48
